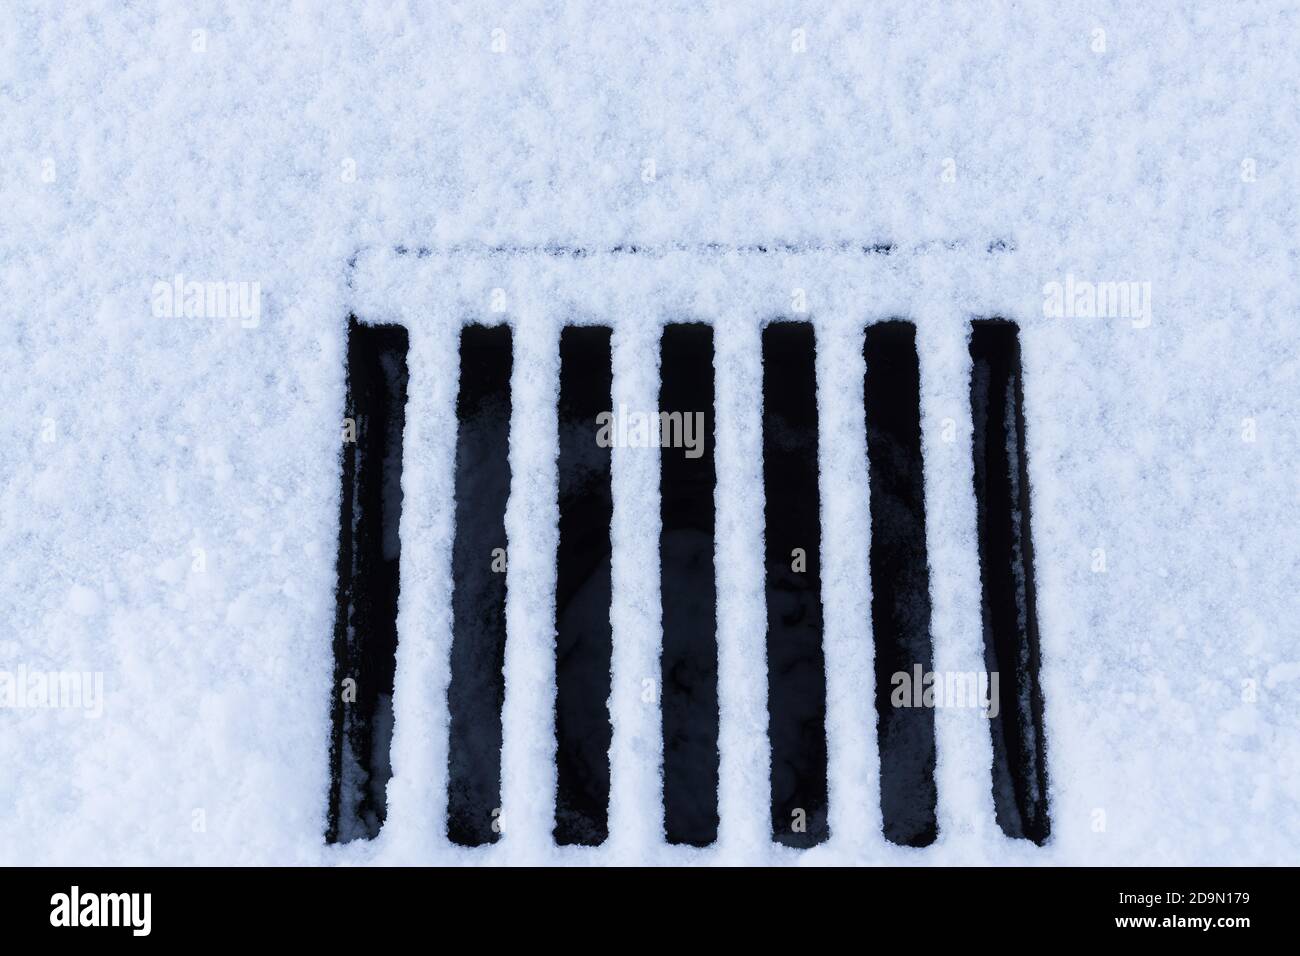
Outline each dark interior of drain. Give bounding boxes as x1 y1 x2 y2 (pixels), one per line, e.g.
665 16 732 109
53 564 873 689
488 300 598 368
554 325 615 845
328 317 408 844
659 323 720 846
969 319 1051 845
865 321 940 847
761 321 829 847
446 325 513 846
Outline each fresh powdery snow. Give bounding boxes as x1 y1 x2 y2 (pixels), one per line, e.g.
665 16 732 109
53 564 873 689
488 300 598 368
2 1 1297 865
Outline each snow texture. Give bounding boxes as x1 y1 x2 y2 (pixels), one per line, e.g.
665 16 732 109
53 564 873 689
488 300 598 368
2 0 1297 864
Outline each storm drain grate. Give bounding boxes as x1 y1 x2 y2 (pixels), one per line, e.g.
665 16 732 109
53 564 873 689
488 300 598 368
328 284 1050 853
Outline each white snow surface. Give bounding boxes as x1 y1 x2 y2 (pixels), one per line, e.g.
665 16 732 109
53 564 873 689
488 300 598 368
2 0 1297 865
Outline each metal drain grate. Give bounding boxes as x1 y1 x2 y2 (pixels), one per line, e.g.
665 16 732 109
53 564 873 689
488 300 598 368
330 247 1052 855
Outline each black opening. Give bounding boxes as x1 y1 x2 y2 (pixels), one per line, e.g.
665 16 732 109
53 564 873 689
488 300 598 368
864 321 939 847
659 323 720 847
328 317 409 844
554 326 614 845
447 325 513 846
761 321 829 847
969 319 1051 845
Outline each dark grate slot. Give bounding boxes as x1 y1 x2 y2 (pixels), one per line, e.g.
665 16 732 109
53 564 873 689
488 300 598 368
865 321 940 847
761 321 829 847
659 323 720 847
554 325 614 846
446 325 513 846
968 319 1051 844
328 317 409 844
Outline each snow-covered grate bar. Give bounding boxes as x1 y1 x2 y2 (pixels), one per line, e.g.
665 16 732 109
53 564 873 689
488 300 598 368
337 247 1053 861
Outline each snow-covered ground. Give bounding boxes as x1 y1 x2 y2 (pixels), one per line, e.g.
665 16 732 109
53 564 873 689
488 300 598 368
2 1 1296 865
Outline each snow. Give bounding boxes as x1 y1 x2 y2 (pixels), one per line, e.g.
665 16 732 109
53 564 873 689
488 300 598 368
2 0 1297 865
